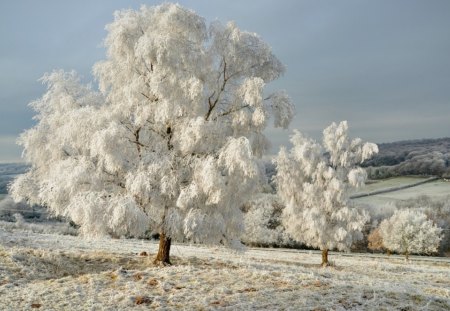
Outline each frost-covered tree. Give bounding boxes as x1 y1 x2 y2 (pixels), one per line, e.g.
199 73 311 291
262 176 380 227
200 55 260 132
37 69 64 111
379 209 442 259
274 121 378 266
10 4 294 265
241 193 288 247
395 195 450 254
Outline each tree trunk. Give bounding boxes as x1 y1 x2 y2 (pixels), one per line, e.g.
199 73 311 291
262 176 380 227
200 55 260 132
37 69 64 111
321 249 329 266
154 232 172 265
405 251 409 261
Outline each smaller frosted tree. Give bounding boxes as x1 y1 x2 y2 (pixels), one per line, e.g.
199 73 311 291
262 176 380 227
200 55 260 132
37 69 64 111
274 121 378 266
379 209 442 259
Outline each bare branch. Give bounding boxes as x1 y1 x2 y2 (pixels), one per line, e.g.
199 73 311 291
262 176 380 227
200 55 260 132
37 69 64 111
141 92 159 102
217 104 251 118
205 57 230 121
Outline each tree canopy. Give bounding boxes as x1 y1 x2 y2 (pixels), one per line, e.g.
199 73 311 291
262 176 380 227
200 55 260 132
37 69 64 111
379 209 442 259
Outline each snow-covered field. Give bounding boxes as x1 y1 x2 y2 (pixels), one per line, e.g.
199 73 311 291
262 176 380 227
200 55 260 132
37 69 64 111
355 176 428 194
1 226 449 310
353 178 450 206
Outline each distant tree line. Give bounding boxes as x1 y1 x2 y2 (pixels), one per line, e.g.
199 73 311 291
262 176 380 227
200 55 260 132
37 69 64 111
361 138 450 178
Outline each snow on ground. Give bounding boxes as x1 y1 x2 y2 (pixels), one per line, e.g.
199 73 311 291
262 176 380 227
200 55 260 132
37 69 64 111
354 177 428 195
1 226 449 310
353 179 450 206
371 180 450 200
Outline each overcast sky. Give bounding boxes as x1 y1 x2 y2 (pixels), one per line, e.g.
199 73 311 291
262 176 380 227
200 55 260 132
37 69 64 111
1 0 450 162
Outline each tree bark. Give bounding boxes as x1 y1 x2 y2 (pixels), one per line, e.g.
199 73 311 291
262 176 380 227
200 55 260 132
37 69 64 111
154 232 172 265
321 249 329 266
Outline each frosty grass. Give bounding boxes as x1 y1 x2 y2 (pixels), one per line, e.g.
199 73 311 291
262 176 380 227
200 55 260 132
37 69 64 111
1 226 449 310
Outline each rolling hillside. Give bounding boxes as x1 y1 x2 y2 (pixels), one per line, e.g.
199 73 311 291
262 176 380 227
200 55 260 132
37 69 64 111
362 137 450 179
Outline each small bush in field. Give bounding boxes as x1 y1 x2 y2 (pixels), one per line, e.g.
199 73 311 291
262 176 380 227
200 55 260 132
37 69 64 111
379 209 442 259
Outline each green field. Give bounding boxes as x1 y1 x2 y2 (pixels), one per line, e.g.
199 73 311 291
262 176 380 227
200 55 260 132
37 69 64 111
354 176 428 194
353 178 450 206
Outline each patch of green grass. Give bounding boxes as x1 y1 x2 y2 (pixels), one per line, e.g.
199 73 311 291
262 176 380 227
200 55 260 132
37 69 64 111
357 177 427 194
353 179 450 205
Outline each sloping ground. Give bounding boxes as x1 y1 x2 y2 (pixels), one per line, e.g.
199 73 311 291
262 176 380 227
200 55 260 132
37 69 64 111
362 137 450 178
356 177 429 193
351 176 438 199
353 179 450 206
0 228 449 310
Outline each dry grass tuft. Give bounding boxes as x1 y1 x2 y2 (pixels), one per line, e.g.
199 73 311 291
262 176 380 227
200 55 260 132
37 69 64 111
134 296 152 305
133 273 143 281
237 287 257 293
210 300 227 307
147 278 158 287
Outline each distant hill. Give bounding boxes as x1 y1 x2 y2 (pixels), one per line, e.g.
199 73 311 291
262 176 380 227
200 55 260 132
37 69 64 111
362 138 450 179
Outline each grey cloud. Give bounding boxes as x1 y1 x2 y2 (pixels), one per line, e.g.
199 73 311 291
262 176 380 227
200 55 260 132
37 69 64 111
1 0 449 162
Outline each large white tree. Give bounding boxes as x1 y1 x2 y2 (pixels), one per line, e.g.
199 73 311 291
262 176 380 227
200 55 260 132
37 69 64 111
11 3 294 264
274 121 378 266
379 209 442 259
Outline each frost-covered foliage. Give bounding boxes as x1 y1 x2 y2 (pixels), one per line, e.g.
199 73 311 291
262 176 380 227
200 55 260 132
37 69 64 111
0 163 29 195
0 195 47 223
11 4 294 248
379 209 442 258
0 196 28 220
0 213 77 236
274 121 378 258
395 195 450 254
358 201 398 228
241 193 288 247
354 193 450 255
